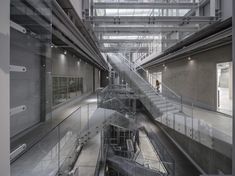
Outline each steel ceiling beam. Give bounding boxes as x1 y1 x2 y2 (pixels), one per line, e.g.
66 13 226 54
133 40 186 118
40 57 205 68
100 47 149 53
100 39 178 43
91 16 216 25
93 2 198 9
52 0 108 70
143 28 232 68
100 33 169 37
94 26 198 33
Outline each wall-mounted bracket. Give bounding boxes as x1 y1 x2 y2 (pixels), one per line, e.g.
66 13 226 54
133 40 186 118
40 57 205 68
10 105 27 116
10 21 27 34
10 65 27 72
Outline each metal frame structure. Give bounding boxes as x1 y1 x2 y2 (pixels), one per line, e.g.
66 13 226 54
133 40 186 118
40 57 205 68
88 0 218 61
93 2 198 9
94 26 199 33
100 47 150 53
52 0 108 70
100 39 178 43
145 27 232 67
91 16 216 25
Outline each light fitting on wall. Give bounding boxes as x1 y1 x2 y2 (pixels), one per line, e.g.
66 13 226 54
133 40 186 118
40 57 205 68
64 50 67 55
188 57 191 61
162 64 167 69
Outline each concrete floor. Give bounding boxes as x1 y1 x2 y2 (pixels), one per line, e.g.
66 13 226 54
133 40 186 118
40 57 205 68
11 94 98 176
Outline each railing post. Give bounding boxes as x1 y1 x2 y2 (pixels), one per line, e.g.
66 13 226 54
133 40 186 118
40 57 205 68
180 95 183 112
58 125 61 175
192 103 194 140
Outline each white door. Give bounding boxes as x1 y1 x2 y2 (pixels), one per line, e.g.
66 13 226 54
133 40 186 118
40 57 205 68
216 62 232 116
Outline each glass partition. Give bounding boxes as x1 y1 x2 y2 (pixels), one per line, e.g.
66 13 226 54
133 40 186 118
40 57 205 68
11 106 81 176
10 0 53 161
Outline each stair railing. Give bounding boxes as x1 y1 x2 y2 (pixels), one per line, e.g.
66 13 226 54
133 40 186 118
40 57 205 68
114 53 183 112
135 61 183 111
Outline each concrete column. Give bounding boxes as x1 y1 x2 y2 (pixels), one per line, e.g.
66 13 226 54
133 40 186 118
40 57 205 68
233 0 235 175
229 62 233 99
82 0 90 20
210 0 216 16
0 0 10 175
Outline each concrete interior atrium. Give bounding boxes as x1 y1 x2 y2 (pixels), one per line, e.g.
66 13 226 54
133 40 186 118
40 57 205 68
0 0 234 176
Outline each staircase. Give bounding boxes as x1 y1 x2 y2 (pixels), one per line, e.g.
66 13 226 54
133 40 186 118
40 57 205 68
107 155 164 176
107 54 182 122
107 53 230 153
79 108 136 145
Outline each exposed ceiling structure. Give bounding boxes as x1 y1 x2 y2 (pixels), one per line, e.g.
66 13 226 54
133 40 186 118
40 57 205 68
88 0 219 62
10 0 108 70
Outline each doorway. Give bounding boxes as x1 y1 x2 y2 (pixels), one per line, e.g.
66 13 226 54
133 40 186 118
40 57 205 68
216 62 233 116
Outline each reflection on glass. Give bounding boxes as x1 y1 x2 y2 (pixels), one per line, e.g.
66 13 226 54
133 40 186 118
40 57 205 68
68 78 76 99
53 76 84 106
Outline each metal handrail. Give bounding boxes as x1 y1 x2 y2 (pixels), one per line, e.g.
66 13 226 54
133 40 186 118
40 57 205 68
115 53 183 111
115 53 179 100
132 57 181 99
115 53 161 94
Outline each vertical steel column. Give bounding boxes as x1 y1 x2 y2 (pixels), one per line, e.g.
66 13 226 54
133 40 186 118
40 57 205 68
232 0 235 175
0 0 10 175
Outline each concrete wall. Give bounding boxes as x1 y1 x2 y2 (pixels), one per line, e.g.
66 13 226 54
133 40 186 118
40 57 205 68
52 47 100 104
148 44 232 111
0 0 10 175
160 123 232 174
94 67 101 90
